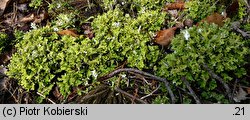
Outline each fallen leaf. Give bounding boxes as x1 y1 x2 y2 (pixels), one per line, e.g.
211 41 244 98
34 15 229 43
53 86 64 102
247 87 250 94
18 0 31 4
233 86 250 102
0 0 11 16
17 3 28 12
0 66 7 74
183 19 194 27
70 0 88 8
19 10 49 24
226 0 239 18
0 52 12 65
175 22 184 29
19 13 35 23
198 12 225 26
0 77 8 91
168 10 179 18
82 24 94 39
164 2 185 11
154 27 178 47
33 10 49 23
57 29 79 37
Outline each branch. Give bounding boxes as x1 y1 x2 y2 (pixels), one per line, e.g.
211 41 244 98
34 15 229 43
140 85 160 100
182 77 201 104
202 64 233 101
37 92 56 104
163 80 176 104
115 87 148 104
98 68 176 103
98 68 165 82
232 79 239 99
231 21 250 39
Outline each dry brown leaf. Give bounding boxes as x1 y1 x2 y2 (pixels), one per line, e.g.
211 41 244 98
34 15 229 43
164 2 185 11
233 86 249 102
183 19 194 27
19 13 35 23
0 0 11 16
53 86 64 102
226 0 239 18
57 29 79 37
198 12 225 27
154 27 178 47
247 87 250 94
33 10 49 23
17 3 28 12
0 52 11 65
19 10 48 24
82 24 94 39
18 0 31 4
0 77 8 91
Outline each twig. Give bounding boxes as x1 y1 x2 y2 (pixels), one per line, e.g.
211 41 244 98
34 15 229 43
98 68 176 103
140 85 160 100
176 86 192 96
231 21 250 39
202 64 233 101
163 80 176 103
6 88 18 103
79 89 109 103
177 89 183 103
243 0 250 23
115 87 148 104
98 68 165 82
232 79 239 98
128 73 152 85
182 77 201 104
37 92 56 104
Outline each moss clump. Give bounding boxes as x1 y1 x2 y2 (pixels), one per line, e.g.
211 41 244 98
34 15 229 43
91 8 165 72
8 0 249 103
7 27 90 99
0 32 9 53
7 3 167 101
157 22 249 103
184 0 223 22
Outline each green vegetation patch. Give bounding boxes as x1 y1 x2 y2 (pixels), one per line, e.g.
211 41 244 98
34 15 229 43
7 6 167 101
0 32 8 53
157 22 249 102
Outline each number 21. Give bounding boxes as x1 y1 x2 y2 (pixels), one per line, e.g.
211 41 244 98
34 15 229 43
235 107 244 115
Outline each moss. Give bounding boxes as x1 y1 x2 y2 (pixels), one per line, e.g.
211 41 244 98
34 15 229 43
7 27 90 98
7 3 167 101
156 22 249 102
0 32 9 53
184 0 224 22
7 0 250 103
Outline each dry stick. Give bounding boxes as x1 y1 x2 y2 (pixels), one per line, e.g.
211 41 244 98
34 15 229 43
202 64 233 101
81 89 109 101
7 88 18 103
128 72 152 85
98 68 176 103
176 86 193 96
243 0 250 22
232 79 239 99
140 85 161 100
163 80 176 103
177 89 183 103
37 92 56 104
182 77 201 104
115 87 148 104
231 22 250 39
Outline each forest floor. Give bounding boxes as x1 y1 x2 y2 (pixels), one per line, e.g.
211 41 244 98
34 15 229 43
0 0 250 104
